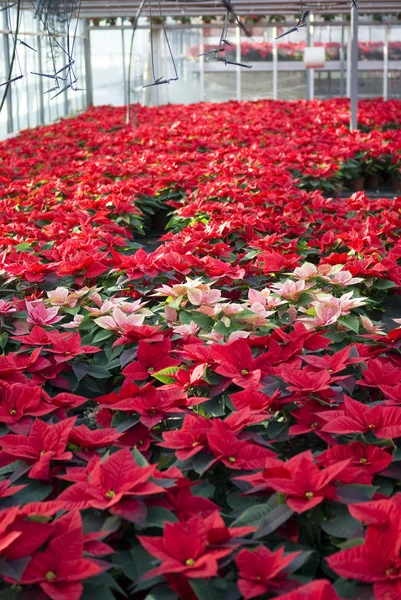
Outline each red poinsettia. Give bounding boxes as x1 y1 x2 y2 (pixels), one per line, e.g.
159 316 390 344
58 448 166 520
19 511 108 600
0 416 76 479
266 450 349 513
279 580 341 600
316 441 393 484
328 497 401 600
319 396 401 439
138 513 238 581
235 545 300 599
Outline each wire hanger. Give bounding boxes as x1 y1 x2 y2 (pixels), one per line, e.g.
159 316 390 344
0 4 24 88
198 9 252 69
143 0 179 88
275 0 311 40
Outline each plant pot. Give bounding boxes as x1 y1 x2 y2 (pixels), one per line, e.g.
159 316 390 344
350 177 365 192
365 174 381 190
391 173 401 193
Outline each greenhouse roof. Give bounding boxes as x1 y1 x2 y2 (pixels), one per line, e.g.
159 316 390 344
3 0 400 18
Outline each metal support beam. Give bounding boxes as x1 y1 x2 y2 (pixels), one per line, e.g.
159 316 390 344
199 27 205 101
83 18 93 106
306 13 314 101
272 26 277 100
236 25 241 102
339 24 345 97
36 22 45 124
122 28 127 105
2 10 13 133
350 3 358 130
383 25 389 101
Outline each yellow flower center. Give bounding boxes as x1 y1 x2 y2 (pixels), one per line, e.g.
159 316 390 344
305 491 314 499
386 568 394 576
40 450 46 456
148 367 154 372
9 409 17 416
229 457 236 463
368 424 375 429
359 458 368 464
105 490 116 499
192 441 199 447
241 369 249 375
310 422 318 429
185 558 195 566
45 571 56 581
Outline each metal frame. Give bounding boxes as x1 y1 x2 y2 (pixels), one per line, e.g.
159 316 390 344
350 1 358 130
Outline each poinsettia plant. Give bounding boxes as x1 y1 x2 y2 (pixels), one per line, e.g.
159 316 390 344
0 98 400 600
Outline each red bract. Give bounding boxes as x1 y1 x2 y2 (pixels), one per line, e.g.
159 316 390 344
159 414 212 460
138 514 236 581
235 545 300 599
19 511 108 600
319 396 401 439
211 338 270 389
58 448 166 518
46 330 101 363
68 424 122 450
316 441 393 484
279 580 341 600
122 338 180 381
207 420 275 470
266 450 350 513
0 416 76 479
98 383 184 428
328 497 401 599
0 381 53 428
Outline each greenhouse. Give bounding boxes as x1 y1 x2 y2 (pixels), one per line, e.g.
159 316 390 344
0 1 401 600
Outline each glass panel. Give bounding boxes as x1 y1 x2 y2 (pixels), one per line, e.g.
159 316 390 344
278 71 307 99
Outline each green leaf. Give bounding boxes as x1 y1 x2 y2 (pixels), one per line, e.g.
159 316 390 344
113 546 156 583
14 242 32 252
337 484 378 504
0 333 8 351
3 481 52 506
145 507 178 528
93 330 114 344
144 585 178 600
337 537 365 550
81 584 117 600
132 447 148 467
190 579 232 600
152 366 180 384
0 460 26 476
72 362 89 381
374 279 397 290
321 514 363 539
87 365 111 379
232 503 277 528
338 316 360 334
253 505 293 538
192 482 215 499
112 414 139 433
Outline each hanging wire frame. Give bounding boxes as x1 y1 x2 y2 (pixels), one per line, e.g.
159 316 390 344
198 9 252 68
30 0 83 99
0 0 24 97
143 0 179 87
